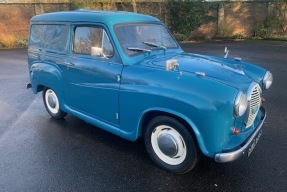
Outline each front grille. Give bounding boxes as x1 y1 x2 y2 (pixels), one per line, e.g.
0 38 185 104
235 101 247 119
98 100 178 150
245 83 261 128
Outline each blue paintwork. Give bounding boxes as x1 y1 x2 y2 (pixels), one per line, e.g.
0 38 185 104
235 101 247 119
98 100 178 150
28 10 270 158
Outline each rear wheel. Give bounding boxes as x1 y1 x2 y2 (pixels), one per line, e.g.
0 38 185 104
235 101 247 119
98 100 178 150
43 88 66 119
144 116 199 174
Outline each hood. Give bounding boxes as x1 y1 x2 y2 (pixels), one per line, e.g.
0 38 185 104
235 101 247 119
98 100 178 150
140 52 254 91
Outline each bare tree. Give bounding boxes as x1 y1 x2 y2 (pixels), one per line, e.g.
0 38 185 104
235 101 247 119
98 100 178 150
132 0 137 13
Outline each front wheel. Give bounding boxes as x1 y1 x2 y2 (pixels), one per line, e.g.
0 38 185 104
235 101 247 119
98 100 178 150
144 116 199 174
43 88 67 119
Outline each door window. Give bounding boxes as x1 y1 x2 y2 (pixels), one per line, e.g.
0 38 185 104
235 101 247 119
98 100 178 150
73 26 114 57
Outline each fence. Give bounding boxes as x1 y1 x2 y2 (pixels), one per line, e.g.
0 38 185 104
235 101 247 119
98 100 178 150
0 0 286 47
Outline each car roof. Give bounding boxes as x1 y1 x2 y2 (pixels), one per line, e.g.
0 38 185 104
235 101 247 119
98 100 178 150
30 10 160 25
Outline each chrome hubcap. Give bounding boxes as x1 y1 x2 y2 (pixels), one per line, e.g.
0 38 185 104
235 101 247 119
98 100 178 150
48 94 56 109
151 125 187 165
45 89 59 114
157 133 178 157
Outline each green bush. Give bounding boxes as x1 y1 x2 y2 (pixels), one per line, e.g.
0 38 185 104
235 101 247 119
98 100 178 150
167 0 216 41
17 38 28 48
254 26 269 38
233 34 244 39
265 36 287 41
173 33 189 41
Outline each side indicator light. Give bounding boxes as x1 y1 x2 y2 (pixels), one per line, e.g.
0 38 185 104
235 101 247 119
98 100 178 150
261 97 266 104
233 128 240 135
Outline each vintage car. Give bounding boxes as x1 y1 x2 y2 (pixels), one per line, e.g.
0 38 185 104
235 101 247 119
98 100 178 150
27 10 273 174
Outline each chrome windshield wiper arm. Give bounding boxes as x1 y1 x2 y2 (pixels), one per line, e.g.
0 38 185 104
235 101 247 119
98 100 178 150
143 41 167 50
127 47 152 53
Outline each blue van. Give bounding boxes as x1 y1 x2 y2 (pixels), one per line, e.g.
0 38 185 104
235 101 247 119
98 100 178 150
27 10 273 173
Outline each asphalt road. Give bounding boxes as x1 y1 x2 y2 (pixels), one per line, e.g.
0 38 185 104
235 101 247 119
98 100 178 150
0 41 286 191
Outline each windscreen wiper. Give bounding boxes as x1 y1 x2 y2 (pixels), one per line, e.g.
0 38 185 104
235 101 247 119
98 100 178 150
127 47 152 53
143 41 167 50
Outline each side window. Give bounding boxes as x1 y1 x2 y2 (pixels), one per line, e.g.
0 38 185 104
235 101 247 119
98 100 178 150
73 26 114 57
29 24 68 52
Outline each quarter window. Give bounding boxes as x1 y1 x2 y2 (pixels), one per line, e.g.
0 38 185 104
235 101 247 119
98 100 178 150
29 24 68 52
73 26 114 57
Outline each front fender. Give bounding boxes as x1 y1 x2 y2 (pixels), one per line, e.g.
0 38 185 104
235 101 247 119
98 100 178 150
137 107 210 156
241 62 267 89
119 65 239 157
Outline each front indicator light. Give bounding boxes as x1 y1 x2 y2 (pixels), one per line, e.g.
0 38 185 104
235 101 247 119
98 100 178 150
233 128 240 135
261 97 266 104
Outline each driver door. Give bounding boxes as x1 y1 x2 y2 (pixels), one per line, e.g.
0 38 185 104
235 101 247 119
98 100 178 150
64 24 122 125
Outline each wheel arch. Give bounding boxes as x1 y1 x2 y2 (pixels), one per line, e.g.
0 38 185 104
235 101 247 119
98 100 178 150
36 85 45 93
29 62 63 94
138 109 209 156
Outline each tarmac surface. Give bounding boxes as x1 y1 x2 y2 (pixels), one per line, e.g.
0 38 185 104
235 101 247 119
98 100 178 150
0 41 286 191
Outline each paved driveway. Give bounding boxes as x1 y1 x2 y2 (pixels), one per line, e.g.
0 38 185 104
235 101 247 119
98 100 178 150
0 41 286 191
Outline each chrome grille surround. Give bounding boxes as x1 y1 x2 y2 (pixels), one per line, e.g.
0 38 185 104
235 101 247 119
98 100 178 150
245 82 262 128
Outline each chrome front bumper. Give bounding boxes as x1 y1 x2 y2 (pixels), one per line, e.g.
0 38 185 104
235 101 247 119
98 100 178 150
215 107 266 163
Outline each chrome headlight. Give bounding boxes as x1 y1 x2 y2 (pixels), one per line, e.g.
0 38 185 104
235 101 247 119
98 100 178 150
263 71 273 90
234 91 248 117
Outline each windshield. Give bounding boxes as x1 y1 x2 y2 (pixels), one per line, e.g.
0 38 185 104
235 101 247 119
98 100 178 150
115 23 178 56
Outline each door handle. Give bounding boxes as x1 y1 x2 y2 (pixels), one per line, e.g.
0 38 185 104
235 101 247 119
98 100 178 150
65 62 75 67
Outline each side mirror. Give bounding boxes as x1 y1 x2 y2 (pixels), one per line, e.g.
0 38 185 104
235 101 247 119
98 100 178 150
91 47 103 56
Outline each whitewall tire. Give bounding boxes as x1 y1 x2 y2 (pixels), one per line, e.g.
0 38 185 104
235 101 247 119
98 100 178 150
144 116 199 174
43 88 67 119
